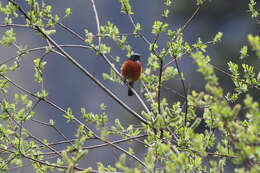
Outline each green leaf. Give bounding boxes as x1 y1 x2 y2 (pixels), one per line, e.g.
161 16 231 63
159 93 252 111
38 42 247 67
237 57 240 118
152 21 168 34
99 103 106 111
196 0 206 6
248 0 259 19
213 32 223 44
239 45 248 59
248 34 260 58
0 28 16 47
65 8 71 16
119 0 133 14
0 64 8 74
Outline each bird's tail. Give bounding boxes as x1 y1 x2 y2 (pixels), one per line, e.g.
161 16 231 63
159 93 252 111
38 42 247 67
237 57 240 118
128 82 134 96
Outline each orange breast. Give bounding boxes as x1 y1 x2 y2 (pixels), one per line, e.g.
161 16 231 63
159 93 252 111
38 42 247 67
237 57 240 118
121 60 142 82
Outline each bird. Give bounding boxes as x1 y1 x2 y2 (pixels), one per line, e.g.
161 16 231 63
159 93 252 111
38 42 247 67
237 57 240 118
121 53 142 96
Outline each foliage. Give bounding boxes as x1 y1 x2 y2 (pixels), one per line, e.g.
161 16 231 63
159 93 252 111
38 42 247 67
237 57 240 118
0 0 259 173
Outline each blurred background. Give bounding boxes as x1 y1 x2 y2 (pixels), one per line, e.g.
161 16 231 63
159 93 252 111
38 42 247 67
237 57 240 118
0 0 259 172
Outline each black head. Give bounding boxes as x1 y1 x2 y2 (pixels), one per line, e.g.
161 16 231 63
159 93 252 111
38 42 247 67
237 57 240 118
130 53 141 61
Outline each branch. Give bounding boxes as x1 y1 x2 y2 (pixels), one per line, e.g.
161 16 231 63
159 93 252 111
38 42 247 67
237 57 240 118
89 0 101 47
7 0 148 125
38 134 147 156
0 73 147 168
180 0 208 32
174 59 188 126
52 11 152 116
157 59 163 114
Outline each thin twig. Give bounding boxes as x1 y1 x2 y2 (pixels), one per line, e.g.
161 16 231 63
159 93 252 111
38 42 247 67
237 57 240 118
162 85 185 98
2 1 151 121
0 44 91 66
158 59 163 114
128 14 151 46
162 40 214 70
0 101 65 164
180 0 208 32
174 59 188 126
211 63 260 91
54 12 152 116
38 134 147 156
141 80 155 105
9 0 148 124
0 23 27 28
0 72 147 168
89 0 101 47
22 154 83 171
31 118 76 149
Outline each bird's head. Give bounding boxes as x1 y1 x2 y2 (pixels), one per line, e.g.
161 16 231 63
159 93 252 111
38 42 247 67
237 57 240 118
130 53 141 61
